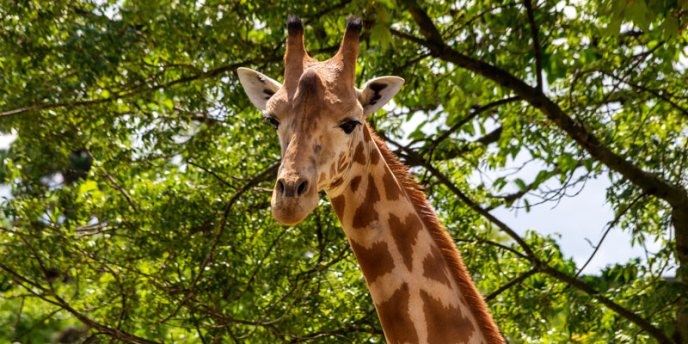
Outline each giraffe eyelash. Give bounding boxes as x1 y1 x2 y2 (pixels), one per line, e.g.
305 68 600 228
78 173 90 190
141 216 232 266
338 119 361 134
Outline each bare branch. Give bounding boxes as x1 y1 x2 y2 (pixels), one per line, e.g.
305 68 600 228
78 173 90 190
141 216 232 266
575 193 647 278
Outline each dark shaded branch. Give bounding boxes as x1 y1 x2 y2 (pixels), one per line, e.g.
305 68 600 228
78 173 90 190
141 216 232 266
484 162 583 209
0 263 159 344
539 264 672 344
398 0 688 212
455 237 528 259
601 71 688 118
523 0 543 90
403 1 445 47
303 0 352 25
187 160 235 189
426 126 503 164
485 268 538 302
102 172 139 212
425 96 519 153
0 57 277 118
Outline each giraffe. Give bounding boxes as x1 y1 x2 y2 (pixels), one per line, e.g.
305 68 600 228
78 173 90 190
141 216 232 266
237 16 504 344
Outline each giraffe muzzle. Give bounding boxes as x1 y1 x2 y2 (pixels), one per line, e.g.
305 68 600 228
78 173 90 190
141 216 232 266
271 173 318 225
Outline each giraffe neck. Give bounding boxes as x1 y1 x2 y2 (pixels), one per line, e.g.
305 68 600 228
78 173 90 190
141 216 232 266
327 125 502 344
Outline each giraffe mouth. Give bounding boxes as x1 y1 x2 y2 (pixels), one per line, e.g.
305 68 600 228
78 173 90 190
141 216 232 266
271 194 318 225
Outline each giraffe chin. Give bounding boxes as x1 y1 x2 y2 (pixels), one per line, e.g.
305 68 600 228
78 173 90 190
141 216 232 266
270 194 318 226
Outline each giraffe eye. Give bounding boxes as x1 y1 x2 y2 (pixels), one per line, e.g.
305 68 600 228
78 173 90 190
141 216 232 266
263 115 280 129
339 120 361 134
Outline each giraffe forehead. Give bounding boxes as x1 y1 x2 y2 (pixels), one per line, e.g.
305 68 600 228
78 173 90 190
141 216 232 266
268 64 362 122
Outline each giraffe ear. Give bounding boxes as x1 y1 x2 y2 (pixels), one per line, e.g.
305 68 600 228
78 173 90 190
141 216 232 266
237 67 282 111
358 76 404 115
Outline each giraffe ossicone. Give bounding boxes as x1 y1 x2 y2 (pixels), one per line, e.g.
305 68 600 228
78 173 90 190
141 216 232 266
238 15 504 344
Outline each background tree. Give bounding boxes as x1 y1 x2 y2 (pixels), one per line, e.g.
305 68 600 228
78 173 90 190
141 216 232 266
0 0 686 342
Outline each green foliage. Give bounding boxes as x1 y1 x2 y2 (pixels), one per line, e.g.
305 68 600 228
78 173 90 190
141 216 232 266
1 0 686 343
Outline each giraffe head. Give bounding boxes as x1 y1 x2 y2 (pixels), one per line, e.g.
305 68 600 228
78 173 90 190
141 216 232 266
237 16 404 225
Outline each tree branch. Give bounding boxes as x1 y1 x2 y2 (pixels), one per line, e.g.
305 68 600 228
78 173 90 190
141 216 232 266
423 126 503 164
0 58 276 118
523 0 543 90
485 268 538 302
158 162 279 323
398 0 688 211
403 1 445 47
0 263 160 344
102 172 139 212
574 193 646 278
424 96 519 154
601 71 688 118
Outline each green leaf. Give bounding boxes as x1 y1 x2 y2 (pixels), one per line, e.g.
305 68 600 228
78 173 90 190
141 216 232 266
515 178 527 191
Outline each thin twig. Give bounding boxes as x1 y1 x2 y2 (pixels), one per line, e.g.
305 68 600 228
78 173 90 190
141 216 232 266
485 268 538 301
574 193 646 278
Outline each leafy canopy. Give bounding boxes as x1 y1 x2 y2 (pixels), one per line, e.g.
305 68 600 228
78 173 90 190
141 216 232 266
0 0 687 343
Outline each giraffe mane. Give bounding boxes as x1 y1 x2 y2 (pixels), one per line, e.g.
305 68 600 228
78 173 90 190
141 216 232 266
368 124 503 342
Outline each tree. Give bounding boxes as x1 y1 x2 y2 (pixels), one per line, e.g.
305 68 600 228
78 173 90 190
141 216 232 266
0 0 686 342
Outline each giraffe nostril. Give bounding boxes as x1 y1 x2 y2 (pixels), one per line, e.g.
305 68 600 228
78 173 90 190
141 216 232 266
277 179 286 195
296 180 309 196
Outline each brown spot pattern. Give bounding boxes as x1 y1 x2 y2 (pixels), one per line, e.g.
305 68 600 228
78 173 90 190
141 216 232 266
377 283 419 344
349 240 395 284
331 195 346 218
350 175 362 192
370 148 380 165
423 245 452 287
353 175 380 228
382 168 400 200
353 142 366 165
421 290 475 343
388 213 422 271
